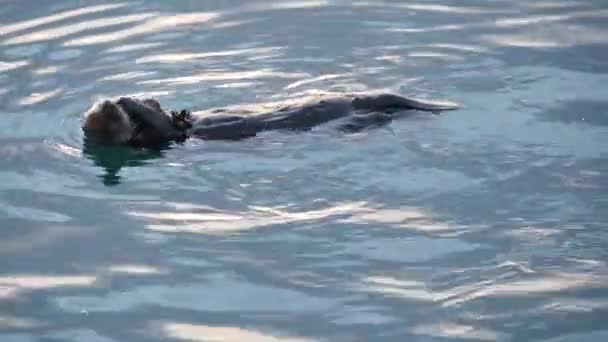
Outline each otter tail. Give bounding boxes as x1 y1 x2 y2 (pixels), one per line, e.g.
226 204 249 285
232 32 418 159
396 96 461 112
352 93 461 113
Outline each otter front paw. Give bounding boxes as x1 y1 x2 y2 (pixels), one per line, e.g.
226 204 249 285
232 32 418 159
171 109 194 130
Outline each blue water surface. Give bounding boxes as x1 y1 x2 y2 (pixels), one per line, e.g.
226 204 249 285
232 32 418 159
1 1 607 341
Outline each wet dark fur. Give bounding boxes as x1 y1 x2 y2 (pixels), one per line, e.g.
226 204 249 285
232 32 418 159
82 93 460 147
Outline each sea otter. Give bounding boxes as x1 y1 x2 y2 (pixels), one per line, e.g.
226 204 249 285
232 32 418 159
81 92 460 147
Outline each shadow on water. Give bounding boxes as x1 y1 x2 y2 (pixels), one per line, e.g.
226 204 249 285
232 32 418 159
82 137 171 186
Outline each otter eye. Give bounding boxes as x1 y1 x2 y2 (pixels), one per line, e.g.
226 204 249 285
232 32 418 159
106 108 121 119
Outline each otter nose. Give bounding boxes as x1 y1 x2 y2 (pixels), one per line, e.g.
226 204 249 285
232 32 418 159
82 114 103 130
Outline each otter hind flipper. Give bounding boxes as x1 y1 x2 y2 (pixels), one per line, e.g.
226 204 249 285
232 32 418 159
352 93 461 113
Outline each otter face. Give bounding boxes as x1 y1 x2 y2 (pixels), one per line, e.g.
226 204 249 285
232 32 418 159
82 99 134 144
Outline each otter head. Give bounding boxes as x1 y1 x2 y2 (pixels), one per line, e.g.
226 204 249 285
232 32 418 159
82 99 134 145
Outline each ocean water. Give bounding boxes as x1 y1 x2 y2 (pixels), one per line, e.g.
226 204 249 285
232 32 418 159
0 1 607 341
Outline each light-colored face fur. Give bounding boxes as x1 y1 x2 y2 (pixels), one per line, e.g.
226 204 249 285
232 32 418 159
82 99 134 144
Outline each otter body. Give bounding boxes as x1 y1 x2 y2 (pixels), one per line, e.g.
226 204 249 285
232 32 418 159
82 92 460 147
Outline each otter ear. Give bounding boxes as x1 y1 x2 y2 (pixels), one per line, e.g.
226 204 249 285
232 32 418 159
100 100 117 114
142 98 162 111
